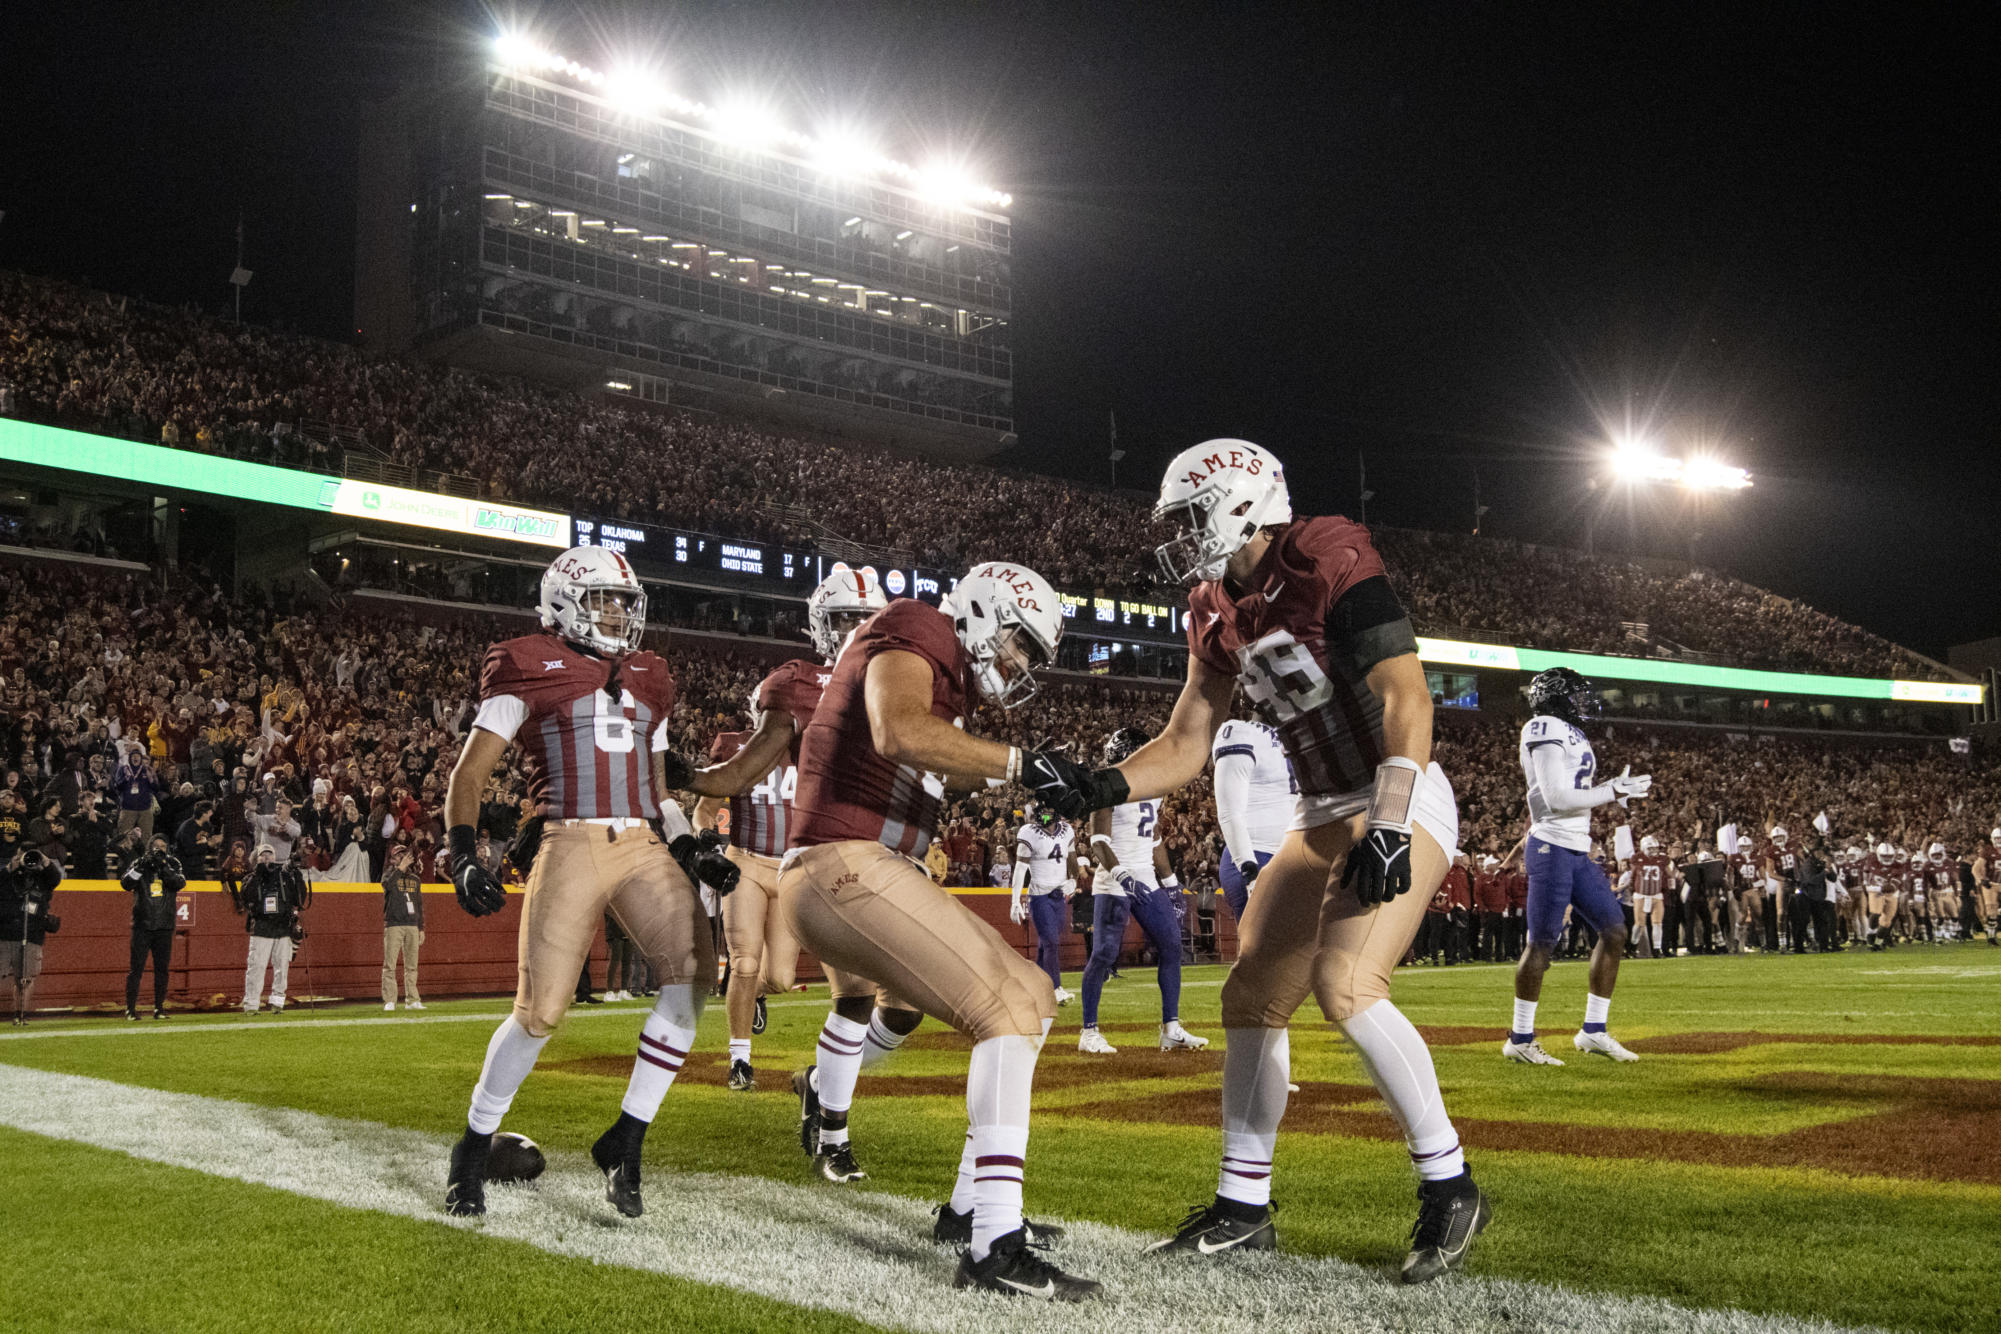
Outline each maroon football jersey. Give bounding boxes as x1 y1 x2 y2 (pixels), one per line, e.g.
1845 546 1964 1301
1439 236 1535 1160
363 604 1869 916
792 599 971 856
1929 862 1956 892
474 632 677 821
710 659 830 859
1184 516 1400 799
1631 853 1675 897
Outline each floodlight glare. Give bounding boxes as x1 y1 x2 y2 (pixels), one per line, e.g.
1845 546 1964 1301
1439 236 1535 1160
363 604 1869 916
712 98 783 147
493 31 543 68
605 67 668 117
811 126 883 178
1682 457 1753 490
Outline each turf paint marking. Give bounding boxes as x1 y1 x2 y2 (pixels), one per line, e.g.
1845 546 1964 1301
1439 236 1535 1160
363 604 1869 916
0 1064 1883 1334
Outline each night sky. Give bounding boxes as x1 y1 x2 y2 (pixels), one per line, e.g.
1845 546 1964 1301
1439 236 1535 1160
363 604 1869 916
5 2 1994 657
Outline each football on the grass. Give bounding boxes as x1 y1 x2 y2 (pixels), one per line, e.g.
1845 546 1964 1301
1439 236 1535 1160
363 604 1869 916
486 1132 546 1183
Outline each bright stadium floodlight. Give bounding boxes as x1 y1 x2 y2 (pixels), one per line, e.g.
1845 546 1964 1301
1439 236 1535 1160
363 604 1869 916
711 97 784 147
493 30 544 68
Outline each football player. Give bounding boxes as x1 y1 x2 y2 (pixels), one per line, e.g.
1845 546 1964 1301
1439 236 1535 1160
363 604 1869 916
1211 717 1295 922
689 565 904 1099
1040 440 1485 1283
1976 829 2001 945
1504 667 1649 1066
778 560 1100 1299
1765 826 1813 953
441 546 736 1220
1864 842 1897 950
1925 843 1957 942
1010 805 1079 1007
1081 727 1207 1053
1629 835 1674 958
1838 846 1868 947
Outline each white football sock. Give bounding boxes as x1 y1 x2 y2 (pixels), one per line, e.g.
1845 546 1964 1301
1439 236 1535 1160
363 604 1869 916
1650 923 1662 952
966 1033 1039 1260
1216 1026 1289 1208
467 1017 549 1135
621 985 702 1122
948 1129 978 1215
1583 992 1612 1030
813 1012 868 1116
728 1038 752 1064
859 1008 910 1070
1340 999 1464 1181
1510 997 1537 1038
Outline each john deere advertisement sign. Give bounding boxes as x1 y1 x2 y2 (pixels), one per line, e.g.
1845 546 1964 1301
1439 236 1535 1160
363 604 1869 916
0 420 568 549
317 479 566 547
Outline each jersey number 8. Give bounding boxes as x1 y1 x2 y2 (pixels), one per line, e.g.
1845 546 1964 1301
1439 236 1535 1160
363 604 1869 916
593 689 639 754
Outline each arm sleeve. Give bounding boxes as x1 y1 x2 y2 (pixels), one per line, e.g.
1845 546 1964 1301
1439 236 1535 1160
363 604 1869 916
1212 749 1257 864
1322 574 1418 681
473 695 530 744
1012 841 1031 891
1529 743 1616 816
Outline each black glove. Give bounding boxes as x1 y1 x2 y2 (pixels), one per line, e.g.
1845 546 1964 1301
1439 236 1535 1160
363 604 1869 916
657 750 695 791
670 833 740 897
1022 750 1129 820
1341 827 1412 906
508 816 545 874
1237 859 1263 888
42 914 59 934
448 824 507 917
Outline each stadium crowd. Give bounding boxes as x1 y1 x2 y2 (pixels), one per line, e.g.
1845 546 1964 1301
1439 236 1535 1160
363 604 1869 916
0 270 1948 681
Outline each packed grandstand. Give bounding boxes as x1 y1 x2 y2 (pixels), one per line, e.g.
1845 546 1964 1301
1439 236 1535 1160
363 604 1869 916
1 268 1994 940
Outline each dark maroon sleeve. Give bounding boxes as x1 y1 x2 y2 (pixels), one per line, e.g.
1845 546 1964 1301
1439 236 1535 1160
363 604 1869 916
855 600 961 678
708 731 743 763
478 642 519 704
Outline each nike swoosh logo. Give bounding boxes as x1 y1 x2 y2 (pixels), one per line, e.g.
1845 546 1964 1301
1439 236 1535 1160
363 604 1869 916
1261 582 1284 603
1196 1231 1261 1254
997 1277 1056 1297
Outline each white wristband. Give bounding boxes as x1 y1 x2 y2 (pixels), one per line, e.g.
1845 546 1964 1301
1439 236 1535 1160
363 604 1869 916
1004 747 1022 785
1367 756 1423 832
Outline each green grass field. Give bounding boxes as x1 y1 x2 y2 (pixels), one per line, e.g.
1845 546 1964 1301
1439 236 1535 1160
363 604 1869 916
3 946 1996 1333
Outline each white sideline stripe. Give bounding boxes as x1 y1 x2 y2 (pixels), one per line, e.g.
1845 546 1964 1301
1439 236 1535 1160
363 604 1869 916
0 1065 1881 1334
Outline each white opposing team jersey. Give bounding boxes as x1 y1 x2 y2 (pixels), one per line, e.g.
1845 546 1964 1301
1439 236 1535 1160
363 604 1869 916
1016 821 1074 893
1211 719 1295 857
1098 799 1163 895
1520 714 1596 852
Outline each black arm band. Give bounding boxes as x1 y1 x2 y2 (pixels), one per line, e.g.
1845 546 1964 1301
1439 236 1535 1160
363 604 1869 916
1325 575 1418 680
448 825 478 864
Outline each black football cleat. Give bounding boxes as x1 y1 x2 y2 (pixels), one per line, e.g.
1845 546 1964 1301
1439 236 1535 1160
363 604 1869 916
1146 1199 1278 1256
728 1059 756 1091
792 1066 821 1156
1401 1170 1490 1284
932 1203 1066 1250
815 1141 868 1183
953 1229 1102 1301
591 1120 646 1218
445 1129 491 1218
751 994 768 1035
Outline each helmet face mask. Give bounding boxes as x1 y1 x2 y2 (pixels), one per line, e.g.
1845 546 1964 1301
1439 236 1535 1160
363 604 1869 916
1152 439 1292 585
1103 726 1152 766
541 547 647 656
945 562 1062 710
807 564 888 661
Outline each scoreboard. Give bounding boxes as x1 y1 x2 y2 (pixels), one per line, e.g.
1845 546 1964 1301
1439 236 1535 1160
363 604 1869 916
571 513 1186 645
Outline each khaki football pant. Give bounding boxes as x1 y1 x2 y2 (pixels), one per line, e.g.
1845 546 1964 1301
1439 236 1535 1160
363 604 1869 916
513 824 710 1037
1221 815 1451 1028
780 840 1050 1041
721 847 799 994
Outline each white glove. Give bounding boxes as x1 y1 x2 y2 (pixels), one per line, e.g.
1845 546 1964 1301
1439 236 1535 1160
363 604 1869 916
1610 766 1652 801
1009 893 1027 924
1060 878 1077 900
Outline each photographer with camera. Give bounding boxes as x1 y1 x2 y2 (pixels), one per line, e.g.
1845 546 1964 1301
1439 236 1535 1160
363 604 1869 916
1 848 64 1024
237 842 310 1014
120 833 187 1020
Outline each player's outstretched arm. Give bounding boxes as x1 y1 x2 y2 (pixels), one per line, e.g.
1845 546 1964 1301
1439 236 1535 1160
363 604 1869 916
1112 655 1237 804
687 709 796 799
444 727 510 916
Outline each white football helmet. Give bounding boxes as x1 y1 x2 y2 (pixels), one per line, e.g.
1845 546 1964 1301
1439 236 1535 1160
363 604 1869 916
942 561 1063 709
1152 439 1292 584
1928 842 1947 863
540 545 646 656
1639 835 1660 855
1844 846 1862 864
1895 847 1911 864
1768 825 1788 846
1876 842 1895 861
1990 827 2001 846
806 563 887 661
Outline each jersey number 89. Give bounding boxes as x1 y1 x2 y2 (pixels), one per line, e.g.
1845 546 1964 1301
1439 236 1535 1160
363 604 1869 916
1236 630 1333 727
